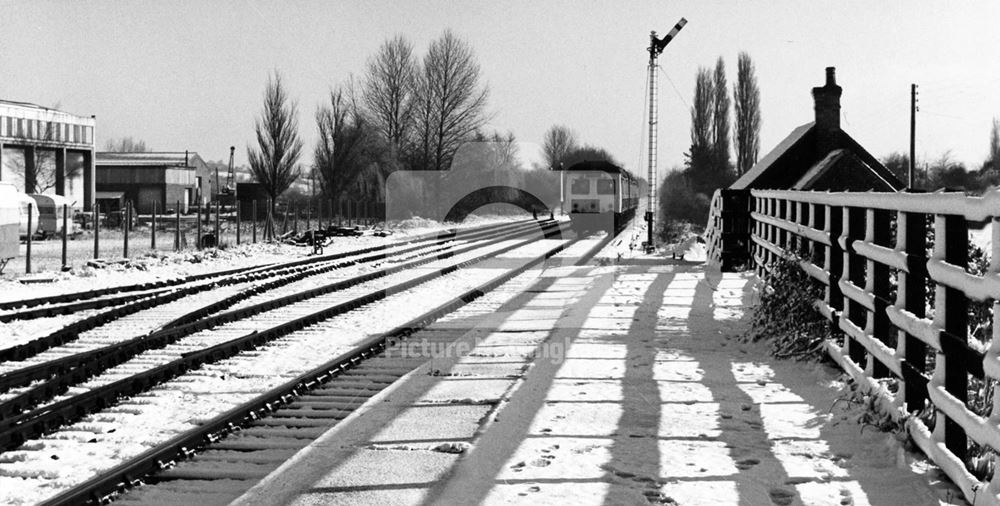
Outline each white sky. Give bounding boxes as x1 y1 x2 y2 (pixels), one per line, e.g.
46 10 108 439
2 1 998 181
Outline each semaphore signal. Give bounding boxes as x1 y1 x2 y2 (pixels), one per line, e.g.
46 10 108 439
645 17 687 252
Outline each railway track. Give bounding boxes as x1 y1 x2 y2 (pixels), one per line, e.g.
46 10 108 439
0 220 539 364
0 220 554 411
0 219 530 323
0 220 582 505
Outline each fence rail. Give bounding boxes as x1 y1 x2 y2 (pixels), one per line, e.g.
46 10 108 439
746 188 1000 506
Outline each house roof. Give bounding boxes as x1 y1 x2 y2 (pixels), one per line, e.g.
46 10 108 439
96 152 207 168
730 123 814 190
792 149 851 190
728 122 902 192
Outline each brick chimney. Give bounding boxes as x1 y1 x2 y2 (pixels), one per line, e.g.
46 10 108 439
812 67 842 153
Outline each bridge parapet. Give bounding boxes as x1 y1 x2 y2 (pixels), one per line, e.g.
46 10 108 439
749 188 1000 505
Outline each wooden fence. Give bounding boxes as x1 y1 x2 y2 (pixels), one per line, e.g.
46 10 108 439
705 189 752 271
742 188 1000 505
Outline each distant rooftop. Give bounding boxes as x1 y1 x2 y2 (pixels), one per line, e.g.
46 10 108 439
96 152 206 167
0 99 93 123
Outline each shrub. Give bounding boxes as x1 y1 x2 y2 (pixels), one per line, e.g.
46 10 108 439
746 255 830 360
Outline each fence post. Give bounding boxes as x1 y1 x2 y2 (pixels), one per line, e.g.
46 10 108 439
61 203 68 270
868 209 891 378
826 204 844 339
151 201 157 250
293 205 298 234
196 201 202 250
265 199 273 242
252 200 257 243
94 203 100 259
305 203 311 231
282 208 288 235
123 201 130 258
843 207 867 366
935 213 969 462
236 201 242 245
25 203 32 274
900 211 928 413
175 201 181 251
214 200 220 247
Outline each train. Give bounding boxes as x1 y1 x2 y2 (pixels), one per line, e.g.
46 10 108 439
561 160 639 233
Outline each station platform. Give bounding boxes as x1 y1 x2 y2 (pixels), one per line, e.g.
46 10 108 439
232 261 961 506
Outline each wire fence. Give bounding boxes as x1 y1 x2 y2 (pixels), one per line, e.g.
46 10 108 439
4 199 385 278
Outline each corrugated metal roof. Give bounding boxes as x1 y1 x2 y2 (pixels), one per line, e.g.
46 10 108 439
96 152 203 167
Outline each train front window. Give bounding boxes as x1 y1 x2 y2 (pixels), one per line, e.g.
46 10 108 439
571 178 591 195
596 179 615 195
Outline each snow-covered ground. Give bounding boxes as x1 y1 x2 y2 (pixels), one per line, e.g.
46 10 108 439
228 239 964 506
0 231 566 505
0 215 523 304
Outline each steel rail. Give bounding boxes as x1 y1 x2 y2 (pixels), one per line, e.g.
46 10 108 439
0 222 565 447
0 220 531 321
0 220 553 396
0 220 535 363
39 230 579 506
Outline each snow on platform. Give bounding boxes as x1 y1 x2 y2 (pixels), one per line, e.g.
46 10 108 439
233 262 965 506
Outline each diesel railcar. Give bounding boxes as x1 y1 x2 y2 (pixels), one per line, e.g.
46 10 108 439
561 161 638 233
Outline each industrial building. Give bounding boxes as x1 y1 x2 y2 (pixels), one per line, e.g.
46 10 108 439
0 100 96 210
95 152 212 214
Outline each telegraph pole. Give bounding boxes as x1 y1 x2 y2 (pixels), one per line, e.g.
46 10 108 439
646 17 687 252
909 84 918 188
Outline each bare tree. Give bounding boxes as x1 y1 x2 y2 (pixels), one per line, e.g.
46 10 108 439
247 71 303 211
315 85 371 199
363 35 418 149
411 30 490 172
711 57 731 175
563 144 619 167
104 137 150 153
733 52 761 176
542 125 578 169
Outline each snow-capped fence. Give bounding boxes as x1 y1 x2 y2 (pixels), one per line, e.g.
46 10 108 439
750 188 1000 505
705 189 751 271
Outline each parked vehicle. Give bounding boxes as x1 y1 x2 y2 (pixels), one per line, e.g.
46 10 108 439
0 184 21 264
28 194 75 238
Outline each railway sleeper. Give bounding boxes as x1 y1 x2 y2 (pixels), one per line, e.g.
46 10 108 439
155 462 273 481
270 408 350 419
237 426 328 439
248 416 341 428
210 437 308 451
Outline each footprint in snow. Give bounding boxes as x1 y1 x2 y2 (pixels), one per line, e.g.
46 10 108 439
768 487 796 506
839 487 854 505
